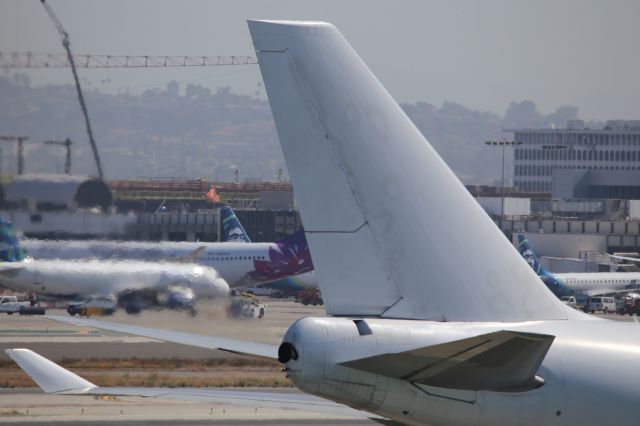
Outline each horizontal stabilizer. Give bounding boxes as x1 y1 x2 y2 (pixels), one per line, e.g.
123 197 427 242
45 315 278 360
340 331 554 392
6 348 96 394
8 348 370 418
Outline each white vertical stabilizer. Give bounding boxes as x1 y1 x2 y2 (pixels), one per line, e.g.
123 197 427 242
249 20 573 321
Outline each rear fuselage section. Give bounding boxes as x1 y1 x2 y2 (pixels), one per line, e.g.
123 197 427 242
281 316 640 426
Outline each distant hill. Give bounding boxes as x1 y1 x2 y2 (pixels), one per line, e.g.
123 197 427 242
0 75 594 184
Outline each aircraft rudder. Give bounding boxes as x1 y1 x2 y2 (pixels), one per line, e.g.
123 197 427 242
220 206 251 243
0 217 26 262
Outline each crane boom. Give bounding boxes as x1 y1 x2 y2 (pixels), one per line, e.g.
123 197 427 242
40 0 104 179
0 52 257 69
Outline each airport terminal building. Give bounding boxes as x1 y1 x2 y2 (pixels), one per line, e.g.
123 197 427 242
511 120 640 194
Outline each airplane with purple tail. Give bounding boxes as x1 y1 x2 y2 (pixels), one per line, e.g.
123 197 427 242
20 206 315 290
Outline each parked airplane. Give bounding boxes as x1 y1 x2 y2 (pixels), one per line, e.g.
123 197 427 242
22 206 314 288
9 20 640 425
0 219 228 314
517 234 640 298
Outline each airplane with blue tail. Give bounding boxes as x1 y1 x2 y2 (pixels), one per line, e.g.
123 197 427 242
517 234 640 298
219 206 251 243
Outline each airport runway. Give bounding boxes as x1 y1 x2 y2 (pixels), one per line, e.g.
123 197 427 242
0 389 376 425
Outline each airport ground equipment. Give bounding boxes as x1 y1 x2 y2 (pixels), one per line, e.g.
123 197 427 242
39 0 103 179
620 293 640 315
294 288 323 306
225 293 266 319
0 295 30 314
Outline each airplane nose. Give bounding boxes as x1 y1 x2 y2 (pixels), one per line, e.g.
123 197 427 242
277 342 298 363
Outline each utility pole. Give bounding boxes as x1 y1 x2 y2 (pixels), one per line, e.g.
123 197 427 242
484 140 522 232
44 138 73 174
0 135 28 175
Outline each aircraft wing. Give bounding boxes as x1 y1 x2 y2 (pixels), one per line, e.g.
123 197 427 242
606 253 640 263
44 315 277 360
6 348 371 419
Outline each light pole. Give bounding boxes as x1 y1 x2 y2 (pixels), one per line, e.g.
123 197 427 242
484 140 523 231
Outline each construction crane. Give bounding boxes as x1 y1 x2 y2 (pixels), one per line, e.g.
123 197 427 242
0 135 28 175
44 138 72 174
39 0 104 180
0 52 257 69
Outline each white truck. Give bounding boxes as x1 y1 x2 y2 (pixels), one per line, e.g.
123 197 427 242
0 295 31 314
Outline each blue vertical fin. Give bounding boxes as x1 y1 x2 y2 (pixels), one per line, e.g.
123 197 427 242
220 207 251 243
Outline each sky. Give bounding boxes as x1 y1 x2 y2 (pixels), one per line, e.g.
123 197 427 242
1 0 639 120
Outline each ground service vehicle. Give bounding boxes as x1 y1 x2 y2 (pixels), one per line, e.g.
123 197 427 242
0 295 31 314
560 296 577 308
67 296 116 316
295 288 323 306
225 293 266 319
584 296 616 313
620 293 640 315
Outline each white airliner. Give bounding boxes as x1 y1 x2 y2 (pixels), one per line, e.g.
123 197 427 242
8 20 640 425
0 258 228 314
517 234 640 298
21 206 314 289
0 221 229 313
0 207 313 313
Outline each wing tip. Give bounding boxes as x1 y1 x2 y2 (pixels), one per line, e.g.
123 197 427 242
7 348 97 394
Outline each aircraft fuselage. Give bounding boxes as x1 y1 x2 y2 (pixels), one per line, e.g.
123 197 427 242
0 259 229 300
281 316 640 425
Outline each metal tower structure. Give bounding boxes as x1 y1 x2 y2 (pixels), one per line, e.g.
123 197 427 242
0 135 28 175
44 138 73 174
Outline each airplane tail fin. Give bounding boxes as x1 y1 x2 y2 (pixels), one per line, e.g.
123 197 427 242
220 206 251 242
250 229 314 282
249 20 573 321
516 234 547 277
0 218 26 262
516 234 573 297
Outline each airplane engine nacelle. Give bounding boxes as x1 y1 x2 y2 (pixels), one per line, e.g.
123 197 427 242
279 316 392 412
